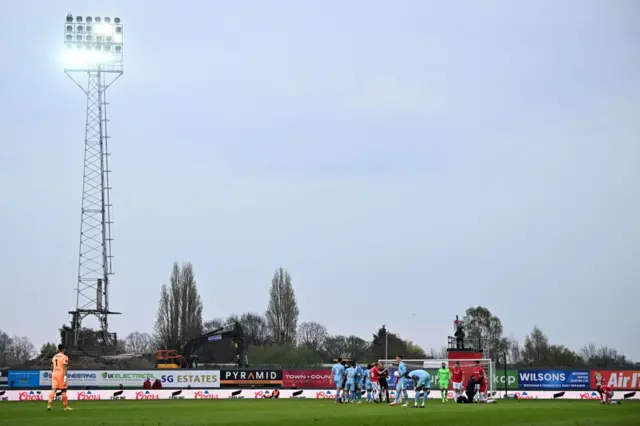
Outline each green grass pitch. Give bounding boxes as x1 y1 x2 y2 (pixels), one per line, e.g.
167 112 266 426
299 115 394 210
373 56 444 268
0 400 638 425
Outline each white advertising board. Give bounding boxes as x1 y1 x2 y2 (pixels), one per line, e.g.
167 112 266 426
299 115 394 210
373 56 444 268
0 389 637 402
38 370 220 388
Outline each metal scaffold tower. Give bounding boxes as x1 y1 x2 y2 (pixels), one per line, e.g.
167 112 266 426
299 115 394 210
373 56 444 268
63 13 124 348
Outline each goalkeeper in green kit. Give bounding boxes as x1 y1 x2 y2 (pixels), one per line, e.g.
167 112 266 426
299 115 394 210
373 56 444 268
436 362 451 402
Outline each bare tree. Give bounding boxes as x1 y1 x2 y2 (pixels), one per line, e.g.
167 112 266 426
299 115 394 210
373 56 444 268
426 346 448 359
203 318 225 333
9 336 35 364
179 263 203 342
297 321 328 352
124 332 154 353
155 283 175 348
579 343 632 368
204 313 270 346
462 306 508 358
266 267 299 344
344 335 370 360
324 335 350 358
239 313 271 347
507 336 522 364
579 343 598 362
154 261 204 349
522 326 550 366
0 331 12 366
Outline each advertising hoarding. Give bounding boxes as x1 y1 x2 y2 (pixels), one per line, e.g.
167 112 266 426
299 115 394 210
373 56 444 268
282 369 332 389
220 369 283 386
0 388 637 401
493 370 519 390
518 370 590 390
36 370 220 388
590 370 640 390
7 371 40 388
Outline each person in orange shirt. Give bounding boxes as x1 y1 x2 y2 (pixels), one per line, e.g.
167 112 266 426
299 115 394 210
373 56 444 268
47 344 72 411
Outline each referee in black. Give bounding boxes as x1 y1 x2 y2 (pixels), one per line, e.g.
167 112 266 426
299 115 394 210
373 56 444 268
377 362 390 403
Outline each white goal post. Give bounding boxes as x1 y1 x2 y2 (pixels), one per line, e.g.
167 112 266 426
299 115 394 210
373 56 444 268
378 358 496 395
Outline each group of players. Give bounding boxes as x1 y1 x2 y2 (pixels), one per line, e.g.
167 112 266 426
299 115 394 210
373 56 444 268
43 345 620 411
330 355 491 407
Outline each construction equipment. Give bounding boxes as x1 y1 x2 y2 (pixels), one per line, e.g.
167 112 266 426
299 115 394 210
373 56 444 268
155 322 247 368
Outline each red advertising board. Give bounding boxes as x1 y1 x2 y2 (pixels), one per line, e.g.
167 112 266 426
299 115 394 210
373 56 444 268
282 369 332 389
590 370 640 390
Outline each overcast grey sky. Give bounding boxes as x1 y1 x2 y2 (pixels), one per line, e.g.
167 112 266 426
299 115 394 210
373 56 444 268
1 0 638 360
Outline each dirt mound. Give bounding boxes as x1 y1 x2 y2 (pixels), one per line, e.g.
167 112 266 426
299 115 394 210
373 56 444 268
25 353 155 370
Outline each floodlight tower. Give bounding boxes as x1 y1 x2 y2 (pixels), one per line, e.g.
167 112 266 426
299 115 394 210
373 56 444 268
63 14 123 347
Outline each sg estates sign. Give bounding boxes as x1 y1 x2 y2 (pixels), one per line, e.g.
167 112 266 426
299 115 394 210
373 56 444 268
160 371 220 388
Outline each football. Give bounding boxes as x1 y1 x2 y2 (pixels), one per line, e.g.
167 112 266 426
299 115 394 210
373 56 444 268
394 371 400 378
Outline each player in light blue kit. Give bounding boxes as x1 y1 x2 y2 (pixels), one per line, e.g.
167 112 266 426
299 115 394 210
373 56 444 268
354 361 364 404
407 369 431 408
331 358 345 403
364 364 373 402
345 362 357 403
391 355 409 406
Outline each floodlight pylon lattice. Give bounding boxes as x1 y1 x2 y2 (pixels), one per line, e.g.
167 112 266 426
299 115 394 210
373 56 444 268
64 13 123 347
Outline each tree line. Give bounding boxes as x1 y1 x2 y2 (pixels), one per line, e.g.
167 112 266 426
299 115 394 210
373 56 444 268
146 262 637 368
0 262 635 368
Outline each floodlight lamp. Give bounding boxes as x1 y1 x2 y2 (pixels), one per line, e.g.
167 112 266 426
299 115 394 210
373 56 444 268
62 14 123 70
94 24 114 36
114 17 121 24
63 47 114 69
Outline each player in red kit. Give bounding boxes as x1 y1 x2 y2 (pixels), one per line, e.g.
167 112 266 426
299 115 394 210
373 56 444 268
451 361 464 402
478 375 488 401
473 361 486 401
598 385 621 405
369 364 380 402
